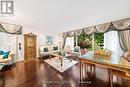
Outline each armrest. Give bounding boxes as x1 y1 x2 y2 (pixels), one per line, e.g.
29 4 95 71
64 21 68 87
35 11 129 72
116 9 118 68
0 52 15 63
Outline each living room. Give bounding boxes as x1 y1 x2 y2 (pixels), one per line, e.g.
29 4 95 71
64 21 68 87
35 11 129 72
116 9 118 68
0 0 130 87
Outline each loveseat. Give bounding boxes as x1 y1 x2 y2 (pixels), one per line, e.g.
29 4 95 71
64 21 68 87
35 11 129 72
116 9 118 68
39 45 60 58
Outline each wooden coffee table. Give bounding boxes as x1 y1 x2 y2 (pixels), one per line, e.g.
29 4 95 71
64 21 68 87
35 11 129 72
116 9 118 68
49 53 63 66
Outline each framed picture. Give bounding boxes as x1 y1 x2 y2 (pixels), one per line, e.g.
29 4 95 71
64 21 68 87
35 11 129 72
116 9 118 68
46 36 53 45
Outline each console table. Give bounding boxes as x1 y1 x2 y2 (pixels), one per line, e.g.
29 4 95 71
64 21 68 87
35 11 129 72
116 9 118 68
79 54 130 87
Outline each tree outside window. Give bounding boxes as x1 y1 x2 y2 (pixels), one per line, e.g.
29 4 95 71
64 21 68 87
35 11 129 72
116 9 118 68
75 32 104 50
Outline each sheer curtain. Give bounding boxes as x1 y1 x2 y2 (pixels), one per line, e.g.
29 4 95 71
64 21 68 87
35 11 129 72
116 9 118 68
65 37 74 51
0 32 18 60
104 31 123 59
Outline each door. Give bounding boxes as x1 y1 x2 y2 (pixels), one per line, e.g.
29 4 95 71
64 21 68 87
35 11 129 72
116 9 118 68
24 33 36 60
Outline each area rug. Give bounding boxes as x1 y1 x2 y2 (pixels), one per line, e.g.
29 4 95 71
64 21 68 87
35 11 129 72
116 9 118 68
44 57 78 73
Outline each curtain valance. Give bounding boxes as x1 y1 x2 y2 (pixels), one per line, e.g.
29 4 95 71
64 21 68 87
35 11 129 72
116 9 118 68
74 29 83 36
63 18 130 37
84 26 95 35
112 18 130 30
67 31 75 37
0 22 22 34
96 23 111 33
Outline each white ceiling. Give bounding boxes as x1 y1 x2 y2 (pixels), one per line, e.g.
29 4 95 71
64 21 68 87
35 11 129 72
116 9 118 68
0 0 130 34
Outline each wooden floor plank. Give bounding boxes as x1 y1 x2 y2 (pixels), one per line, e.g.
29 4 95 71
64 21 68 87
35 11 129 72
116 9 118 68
0 59 127 87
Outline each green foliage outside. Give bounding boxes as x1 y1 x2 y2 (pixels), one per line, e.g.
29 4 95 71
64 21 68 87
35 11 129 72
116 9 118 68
94 33 104 50
76 32 104 50
77 32 92 50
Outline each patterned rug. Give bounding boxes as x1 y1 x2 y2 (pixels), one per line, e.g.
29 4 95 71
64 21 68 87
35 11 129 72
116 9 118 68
44 57 78 73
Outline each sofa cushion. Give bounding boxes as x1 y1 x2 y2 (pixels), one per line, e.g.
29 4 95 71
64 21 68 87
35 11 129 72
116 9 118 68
0 55 4 59
44 48 49 52
53 46 58 50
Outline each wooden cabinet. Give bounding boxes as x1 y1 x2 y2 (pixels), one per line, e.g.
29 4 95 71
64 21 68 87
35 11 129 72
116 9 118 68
24 33 36 60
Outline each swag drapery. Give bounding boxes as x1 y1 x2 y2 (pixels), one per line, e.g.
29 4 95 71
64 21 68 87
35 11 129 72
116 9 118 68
0 22 22 34
0 22 22 60
62 18 130 51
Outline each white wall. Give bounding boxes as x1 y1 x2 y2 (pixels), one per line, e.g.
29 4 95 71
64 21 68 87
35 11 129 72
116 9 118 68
16 27 61 61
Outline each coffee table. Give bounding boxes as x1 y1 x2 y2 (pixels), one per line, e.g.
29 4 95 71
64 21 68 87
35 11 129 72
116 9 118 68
49 51 72 67
49 52 64 67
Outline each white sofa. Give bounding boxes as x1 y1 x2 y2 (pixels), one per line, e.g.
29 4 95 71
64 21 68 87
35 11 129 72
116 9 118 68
39 45 60 58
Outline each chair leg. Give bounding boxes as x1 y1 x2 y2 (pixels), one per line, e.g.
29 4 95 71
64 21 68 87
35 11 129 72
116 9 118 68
110 74 113 87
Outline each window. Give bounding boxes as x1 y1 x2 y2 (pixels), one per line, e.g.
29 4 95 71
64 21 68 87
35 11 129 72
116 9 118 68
65 37 74 50
94 33 104 50
0 32 18 60
77 32 92 50
75 32 104 50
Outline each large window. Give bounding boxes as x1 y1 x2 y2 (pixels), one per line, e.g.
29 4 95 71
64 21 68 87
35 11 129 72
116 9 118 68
0 32 18 60
74 32 104 50
94 33 104 50
77 32 92 50
65 37 74 50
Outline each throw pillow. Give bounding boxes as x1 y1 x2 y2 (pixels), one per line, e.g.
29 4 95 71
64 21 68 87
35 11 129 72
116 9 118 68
44 48 48 52
94 50 100 55
0 50 5 55
53 46 58 50
3 51 10 59
122 51 130 59
74 48 79 52
80 49 87 55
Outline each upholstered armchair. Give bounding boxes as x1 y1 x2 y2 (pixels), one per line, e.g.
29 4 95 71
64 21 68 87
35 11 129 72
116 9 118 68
63 45 72 53
63 45 81 60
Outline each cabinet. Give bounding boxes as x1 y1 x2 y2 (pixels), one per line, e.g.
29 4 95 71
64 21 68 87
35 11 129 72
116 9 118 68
24 33 36 60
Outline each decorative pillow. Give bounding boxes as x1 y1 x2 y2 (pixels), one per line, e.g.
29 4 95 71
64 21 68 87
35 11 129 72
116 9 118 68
0 50 5 55
80 49 87 55
53 46 58 50
44 48 48 52
3 51 10 59
122 52 129 58
126 56 130 62
121 57 130 66
102 51 111 56
94 50 100 55
74 48 79 52
122 51 130 62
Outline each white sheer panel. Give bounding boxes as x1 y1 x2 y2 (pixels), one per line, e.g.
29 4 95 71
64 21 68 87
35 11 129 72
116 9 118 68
65 37 74 51
0 32 18 60
104 31 123 58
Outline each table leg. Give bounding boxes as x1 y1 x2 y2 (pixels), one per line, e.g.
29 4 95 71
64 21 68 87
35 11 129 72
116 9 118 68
49 54 51 60
80 61 82 81
61 57 63 67
127 80 130 87
110 74 113 87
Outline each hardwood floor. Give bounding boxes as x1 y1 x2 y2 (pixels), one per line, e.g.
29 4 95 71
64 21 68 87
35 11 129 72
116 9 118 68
0 59 128 87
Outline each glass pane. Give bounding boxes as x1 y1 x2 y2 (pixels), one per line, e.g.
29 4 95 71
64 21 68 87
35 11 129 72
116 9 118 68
94 33 104 50
77 32 92 50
